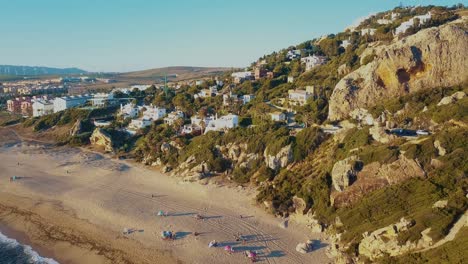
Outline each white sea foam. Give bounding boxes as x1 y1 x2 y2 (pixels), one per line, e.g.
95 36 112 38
0 231 60 264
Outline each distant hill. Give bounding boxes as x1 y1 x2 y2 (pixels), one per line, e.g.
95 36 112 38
0 65 87 76
119 66 233 82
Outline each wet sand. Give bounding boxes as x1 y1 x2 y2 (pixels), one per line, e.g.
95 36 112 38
0 128 329 264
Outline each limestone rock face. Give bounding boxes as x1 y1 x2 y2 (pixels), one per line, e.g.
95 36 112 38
264 145 293 171
89 128 114 152
331 156 359 192
329 19 468 120
378 154 425 184
332 155 425 207
358 218 433 260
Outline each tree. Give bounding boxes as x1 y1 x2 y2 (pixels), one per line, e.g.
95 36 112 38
318 38 344 57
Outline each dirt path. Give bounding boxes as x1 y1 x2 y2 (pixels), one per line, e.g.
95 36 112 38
419 210 468 252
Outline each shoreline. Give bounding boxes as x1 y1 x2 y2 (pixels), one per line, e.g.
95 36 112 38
0 222 60 263
0 127 329 264
0 193 177 264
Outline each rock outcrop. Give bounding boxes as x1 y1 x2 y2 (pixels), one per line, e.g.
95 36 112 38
264 144 293 171
332 155 425 207
369 124 397 143
359 218 433 260
433 140 447 156
329 18 468 120
89 128 114 152
437 91 466 106
331 156 359 192
173 155 208 182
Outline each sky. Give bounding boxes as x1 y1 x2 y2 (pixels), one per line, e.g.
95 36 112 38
0 0 465 72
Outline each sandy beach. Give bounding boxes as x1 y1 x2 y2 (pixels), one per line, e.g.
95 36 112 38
0 127 329 264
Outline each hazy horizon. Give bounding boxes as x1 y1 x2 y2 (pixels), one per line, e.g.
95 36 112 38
0 0 463 72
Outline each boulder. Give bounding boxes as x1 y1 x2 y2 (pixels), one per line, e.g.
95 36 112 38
292 196 307 214
432 200 448 209
430 158 444 168
331 156 359 192
437 91 466 106
434 140 447 156
329 19 468 120
296 242 310 254
89 128 114 152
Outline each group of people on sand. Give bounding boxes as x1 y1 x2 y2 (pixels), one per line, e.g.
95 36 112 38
208 241 257 262
155 209 257 261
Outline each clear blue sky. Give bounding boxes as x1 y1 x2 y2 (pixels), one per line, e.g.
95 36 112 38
0 0 464 72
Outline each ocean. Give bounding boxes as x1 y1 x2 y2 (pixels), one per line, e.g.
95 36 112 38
0 231 59 264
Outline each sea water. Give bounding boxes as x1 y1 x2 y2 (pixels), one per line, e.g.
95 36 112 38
0 231 59 264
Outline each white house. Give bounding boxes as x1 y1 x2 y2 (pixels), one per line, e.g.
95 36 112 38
288 86 315 106
131 85 151 91
241 94 255 104
181 124 201 135
129 118 153 130
191 115 214 127
270 111 286 122
232 71 253 84
340 40 351 49
119 103 139 119
301 55 327 71
196 85 218 98
32 100 54 117
395 12 432 35
164 111 185 126
195 80 204 86
287 76 295 83
286 49 301 60
90 93 114 107
142 105 166 120
204 114 239 134
53 94 91 113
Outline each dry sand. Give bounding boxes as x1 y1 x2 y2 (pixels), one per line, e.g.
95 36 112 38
0 128 329 264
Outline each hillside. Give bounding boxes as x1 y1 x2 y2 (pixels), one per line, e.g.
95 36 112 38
0 65 86 76
119 66 232 82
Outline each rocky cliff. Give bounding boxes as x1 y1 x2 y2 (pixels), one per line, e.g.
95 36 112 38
89 128 114 153
329 18 468 120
